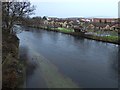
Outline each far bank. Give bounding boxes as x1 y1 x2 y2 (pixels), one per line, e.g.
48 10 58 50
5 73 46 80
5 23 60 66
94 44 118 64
24 25 119 45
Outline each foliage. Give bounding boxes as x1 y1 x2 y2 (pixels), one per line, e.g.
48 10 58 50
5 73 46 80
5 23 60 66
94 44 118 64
2 1 35 33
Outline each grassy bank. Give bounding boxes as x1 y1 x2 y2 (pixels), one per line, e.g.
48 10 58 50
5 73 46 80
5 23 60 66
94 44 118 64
26 25 119 44
49 27 119 44
57 27 74 33
84 34 119 44
2 30 25 88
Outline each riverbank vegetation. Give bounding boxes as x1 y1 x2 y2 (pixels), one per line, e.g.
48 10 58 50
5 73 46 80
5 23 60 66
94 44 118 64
2 1 35 88
57 27 74 33
26 25 119 44
2 30 25 88
20 16 119 44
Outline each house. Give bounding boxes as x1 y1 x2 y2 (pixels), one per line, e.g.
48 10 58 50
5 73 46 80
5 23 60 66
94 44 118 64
73 26 84 33
91 22 107 30
80 18 92 22
104 25 111 30
87 24 95 29
62 21 67 28
92 18 118 23
110 24 119 31
44 20 49 25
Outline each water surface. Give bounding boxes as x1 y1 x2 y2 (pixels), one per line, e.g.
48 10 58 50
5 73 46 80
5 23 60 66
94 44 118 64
17 27 118 88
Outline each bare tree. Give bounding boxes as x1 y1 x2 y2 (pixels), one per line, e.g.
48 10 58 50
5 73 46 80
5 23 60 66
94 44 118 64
2 1 35 33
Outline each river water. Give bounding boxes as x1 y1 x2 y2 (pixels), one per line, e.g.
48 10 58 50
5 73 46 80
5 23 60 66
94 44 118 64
17 26 118 88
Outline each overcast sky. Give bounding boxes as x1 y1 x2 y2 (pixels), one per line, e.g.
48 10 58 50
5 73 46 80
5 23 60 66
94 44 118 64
30 0 119 18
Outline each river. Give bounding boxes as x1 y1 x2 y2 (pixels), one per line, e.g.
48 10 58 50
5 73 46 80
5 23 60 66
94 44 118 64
16 26 118 88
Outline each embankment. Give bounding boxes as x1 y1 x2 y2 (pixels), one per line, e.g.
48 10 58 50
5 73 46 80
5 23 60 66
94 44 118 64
26 25 119 45
2 30 25 88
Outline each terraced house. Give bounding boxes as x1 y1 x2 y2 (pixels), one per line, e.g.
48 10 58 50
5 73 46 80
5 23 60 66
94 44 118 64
92 18 118 23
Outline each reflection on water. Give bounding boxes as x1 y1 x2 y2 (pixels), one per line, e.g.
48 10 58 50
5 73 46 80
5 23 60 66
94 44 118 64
17 27 118 88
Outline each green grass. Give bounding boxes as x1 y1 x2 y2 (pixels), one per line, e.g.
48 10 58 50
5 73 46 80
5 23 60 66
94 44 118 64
102 36 119 42
87 30 118 36
57 27 74 33
90 35 119 42
51 28 56 30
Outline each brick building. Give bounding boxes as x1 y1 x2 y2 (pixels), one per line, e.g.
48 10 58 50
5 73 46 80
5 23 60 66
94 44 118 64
92 18 118 23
